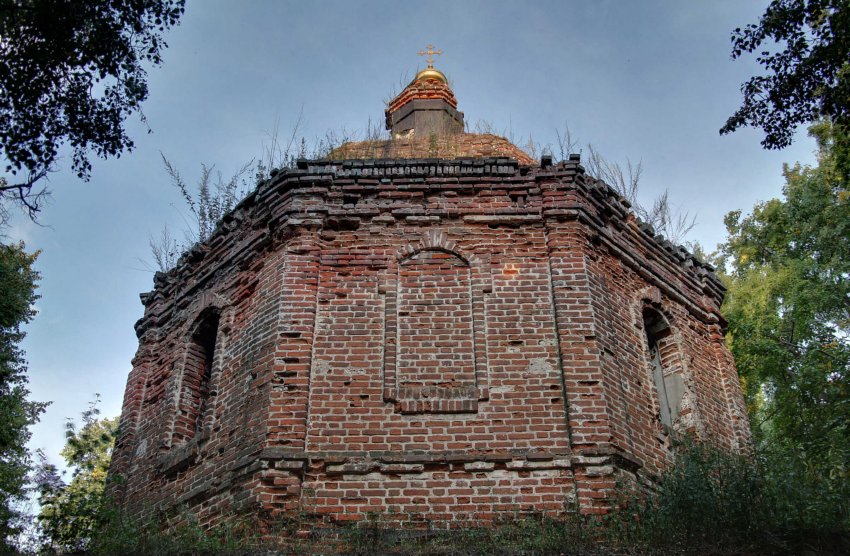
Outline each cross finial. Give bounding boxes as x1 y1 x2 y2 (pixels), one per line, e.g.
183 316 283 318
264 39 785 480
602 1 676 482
417 44 443 69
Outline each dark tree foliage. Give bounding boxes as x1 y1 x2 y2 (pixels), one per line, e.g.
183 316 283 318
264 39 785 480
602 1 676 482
0 241 46 550
721 0 850 149
0 0 185 216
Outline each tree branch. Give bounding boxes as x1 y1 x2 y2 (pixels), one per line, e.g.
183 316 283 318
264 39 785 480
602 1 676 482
0 168 50 219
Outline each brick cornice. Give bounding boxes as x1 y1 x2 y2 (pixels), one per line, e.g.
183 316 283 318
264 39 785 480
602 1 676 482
137 157 725 337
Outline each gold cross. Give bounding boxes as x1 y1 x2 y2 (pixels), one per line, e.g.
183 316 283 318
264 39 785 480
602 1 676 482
417 44 443 68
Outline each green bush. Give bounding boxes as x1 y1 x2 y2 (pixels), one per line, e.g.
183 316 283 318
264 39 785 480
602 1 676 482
605 440 850 555
89 505 260 555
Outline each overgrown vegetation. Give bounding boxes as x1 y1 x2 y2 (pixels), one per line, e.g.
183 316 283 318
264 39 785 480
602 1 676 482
472 120 696 246
148 157 255 271
148 113 388 272
26 441 846 555
89 510 258 556
551 125 696 245
607 441 849 554
149 116 693 273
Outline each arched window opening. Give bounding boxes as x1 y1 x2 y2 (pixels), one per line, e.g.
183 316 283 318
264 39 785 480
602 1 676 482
643 308 683 430
175 310 220 443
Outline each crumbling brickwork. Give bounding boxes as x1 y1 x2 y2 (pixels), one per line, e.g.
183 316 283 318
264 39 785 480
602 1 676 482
110 154 750 529
328 133 536 165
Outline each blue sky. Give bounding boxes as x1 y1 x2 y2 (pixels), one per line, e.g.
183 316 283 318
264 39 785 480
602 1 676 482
7 0 820 472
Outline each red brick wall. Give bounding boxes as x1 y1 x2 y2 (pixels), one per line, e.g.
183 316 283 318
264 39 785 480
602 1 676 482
109 157 749 528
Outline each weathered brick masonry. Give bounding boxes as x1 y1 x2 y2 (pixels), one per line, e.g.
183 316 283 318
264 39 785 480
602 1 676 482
110 153 751 528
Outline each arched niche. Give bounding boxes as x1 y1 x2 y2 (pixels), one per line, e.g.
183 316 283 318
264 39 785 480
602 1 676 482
382 234 490 414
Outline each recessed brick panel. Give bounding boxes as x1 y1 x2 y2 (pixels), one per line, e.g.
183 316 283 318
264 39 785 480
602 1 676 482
397 250 475 392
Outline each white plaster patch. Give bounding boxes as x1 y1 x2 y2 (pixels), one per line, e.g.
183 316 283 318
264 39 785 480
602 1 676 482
526 358 553 374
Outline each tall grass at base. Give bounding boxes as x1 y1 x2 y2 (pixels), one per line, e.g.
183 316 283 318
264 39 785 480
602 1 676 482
75 442 848 555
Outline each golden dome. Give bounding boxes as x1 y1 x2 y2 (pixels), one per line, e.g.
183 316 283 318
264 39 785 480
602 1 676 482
414 67 448 84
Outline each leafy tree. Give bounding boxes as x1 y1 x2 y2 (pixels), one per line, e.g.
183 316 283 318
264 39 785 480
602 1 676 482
35 398 118 554
721 0 850 149
0 241 45 550
0 0 186 217
721 120 850 481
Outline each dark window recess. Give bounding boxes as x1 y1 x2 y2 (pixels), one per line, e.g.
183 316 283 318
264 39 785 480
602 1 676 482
643 308 684 430
174 311 220 443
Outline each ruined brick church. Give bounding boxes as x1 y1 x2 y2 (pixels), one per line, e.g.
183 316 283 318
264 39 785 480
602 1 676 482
110 49 750 527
